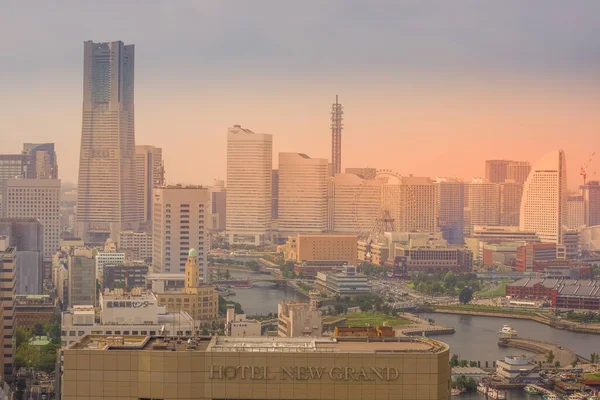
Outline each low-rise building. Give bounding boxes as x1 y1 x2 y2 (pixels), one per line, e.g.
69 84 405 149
226 305 261 337
278 294 322 338
495 355 540 383
315 266 370 295
515 243 565 272
14 294 55 329
68 248 96 308
154 249 219 324
285 234 358 277
61 334 451 400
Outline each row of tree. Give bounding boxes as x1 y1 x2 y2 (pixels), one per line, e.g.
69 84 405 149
413 271 481 296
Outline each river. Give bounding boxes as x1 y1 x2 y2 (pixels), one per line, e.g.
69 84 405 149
222 270 306 316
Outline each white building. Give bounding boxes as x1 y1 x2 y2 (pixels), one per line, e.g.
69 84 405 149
520 150 568 244
581 181 600 227
226 125 272 245
95 251 125 283
152 185 208 282
278 153 328 235
1 178 60 260
118 230 153 260
76 41 138 242
226 305 261 337
60 292 195 348
135 145 164 225
277 294 322 338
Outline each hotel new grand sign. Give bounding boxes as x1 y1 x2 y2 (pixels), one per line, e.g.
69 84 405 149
209 365 399 381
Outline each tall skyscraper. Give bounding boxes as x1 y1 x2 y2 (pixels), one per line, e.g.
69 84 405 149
68 248 96 307
520 150 568 244
331 95 343 176
271 170 279 220
22 143 58 179
465 179 500 232
76 40 137 242
278 153 329 235
435 178 465 244
135 145 164 225
0 239 16 380
2 178 60 260
581 181 600 227
485 160 509 183
566 194 585 229
506 161 531 184
226 125 272 245
0 218 43 295
384 176 437 233
152 185 209 282
499 181 523 226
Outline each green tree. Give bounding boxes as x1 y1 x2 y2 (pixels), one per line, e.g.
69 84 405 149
15 326 30 347
224 270 231 279
450 354 459 367
590 352 599 364
33 323 45 337
458 288 473 304
546 350 555 364
443 271 457 289
554 361 561 368
458 359 469 367
14 343 40 369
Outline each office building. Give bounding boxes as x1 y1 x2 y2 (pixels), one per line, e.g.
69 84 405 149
393 242 473 273
155 249 218 323
0 154 27 216
271 170 279 220
0 218 43 294
482 244 519 268
485 160 509 183
118 230 152 261
506 161 531 184
2 178 60 260
581 181 600 227
499 181 523 226
68 248 96 308
384 176 436 233
152 185 208 281
102 264 149 291
76 40 138 242
465 179 500 234
435 178 465 244
315 265 370 295
95 251 125 283
580 225 600 253
344 167 376 179
520 150 568 244
61 334 451 400
285 234 358 277
515 243 563 272
135 145 164 225
61 293 195 348
208 180 226 232
562 229 580 260
566 194 585 229
22 143 58 179
0 239 16 381
226 125 272 245
278 294 322 338
330 173 380 234
278 153 329 235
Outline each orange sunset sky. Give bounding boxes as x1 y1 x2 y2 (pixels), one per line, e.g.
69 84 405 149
1 1 598 189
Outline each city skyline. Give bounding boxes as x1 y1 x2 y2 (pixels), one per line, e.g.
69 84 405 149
1 1 598 188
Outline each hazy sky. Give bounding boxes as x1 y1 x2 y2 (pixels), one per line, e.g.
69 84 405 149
1 0 599 188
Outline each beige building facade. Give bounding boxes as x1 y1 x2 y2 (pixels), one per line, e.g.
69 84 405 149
135 145 164 225
293 234 358 266
61 334 451 400
0 240 16 380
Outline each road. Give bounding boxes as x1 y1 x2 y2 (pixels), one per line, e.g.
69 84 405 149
25 385 48 400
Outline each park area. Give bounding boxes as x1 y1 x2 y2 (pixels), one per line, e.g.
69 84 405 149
323 312 412 328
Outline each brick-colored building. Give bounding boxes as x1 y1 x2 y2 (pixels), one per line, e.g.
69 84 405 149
14 294 55 329
507 278 600 310
515 243 561 272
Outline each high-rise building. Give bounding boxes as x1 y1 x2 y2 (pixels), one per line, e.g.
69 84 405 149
278 153 329 235
208 180 226 232
118 230 153 261
135 145 164 225
465 179 500 234
226 125 272 245
506 161 531 184
76 40 137 242
384 176 437 233
435 178 465 244
485 160 530 184
330 173 365 233
271 170 279 220
2 178 60 260
22 143 58 179
95 251 126 284
278 295 322 338
485 160 509 183
0 218 43 294
0 154 27 216
152 185 209 282
520 150 568 244
344 167 376 179
331 95 343 176
0 239 16 380
499 181 523 226
566 194 585 229
68 248 96 308
581 181 600 227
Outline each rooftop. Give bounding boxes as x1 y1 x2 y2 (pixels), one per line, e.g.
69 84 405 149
67 335 448 354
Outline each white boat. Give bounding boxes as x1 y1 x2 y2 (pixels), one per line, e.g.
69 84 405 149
499 325 517 335
488 388 507 400
566 394 586 400
542 395 558 400
478 382 489 395
451 388 465 396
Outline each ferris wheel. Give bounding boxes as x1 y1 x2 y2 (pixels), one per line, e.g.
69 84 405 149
352 169 401 242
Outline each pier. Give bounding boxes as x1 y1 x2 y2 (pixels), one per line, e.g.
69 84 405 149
498 337 589 365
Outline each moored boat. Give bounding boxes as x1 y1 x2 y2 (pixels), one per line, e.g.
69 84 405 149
525 385 540 395
499 325 517 335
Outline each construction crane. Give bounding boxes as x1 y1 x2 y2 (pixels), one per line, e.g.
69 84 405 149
580 152 596 185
